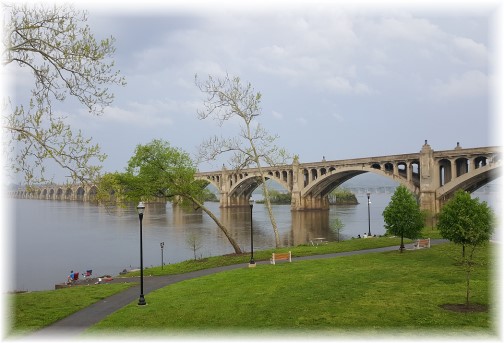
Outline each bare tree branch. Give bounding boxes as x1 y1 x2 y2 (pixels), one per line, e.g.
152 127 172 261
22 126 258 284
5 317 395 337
195 73 291 247
2 3 126 185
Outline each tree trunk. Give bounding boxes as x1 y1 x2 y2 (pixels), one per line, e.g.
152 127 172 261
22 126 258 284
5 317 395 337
188 195 243 254
400 233 405 253
465 268 471 307
248 139 281 247
260 178 281 247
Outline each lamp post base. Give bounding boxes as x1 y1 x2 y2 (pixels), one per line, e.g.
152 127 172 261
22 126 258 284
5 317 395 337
248 261 256 268
138 295 146 306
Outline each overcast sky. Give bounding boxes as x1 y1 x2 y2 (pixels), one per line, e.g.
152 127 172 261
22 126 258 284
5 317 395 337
5 0 503 183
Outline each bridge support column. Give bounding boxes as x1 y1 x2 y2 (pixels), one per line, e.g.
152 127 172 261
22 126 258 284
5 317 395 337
219 193 251 208
419 191 439 227
290 156 329 211
418 141 439 227
291 194 329 211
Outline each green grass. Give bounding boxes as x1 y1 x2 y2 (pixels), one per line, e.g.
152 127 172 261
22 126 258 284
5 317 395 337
88 242 495 337
125 236 411 277
6 283 134 335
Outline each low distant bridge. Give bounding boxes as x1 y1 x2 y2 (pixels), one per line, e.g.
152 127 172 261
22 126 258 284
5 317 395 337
195 141 501 225
10 184 99 202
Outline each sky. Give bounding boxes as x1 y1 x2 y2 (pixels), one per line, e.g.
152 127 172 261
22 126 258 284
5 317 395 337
3 0 504 184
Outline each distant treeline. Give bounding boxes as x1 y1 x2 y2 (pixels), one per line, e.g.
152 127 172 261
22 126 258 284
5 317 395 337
328 188 359 205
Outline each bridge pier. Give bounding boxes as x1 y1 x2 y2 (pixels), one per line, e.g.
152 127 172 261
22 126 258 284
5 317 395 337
219 193 251 208
419 191 439 227
418 141 439 227
291 193 329 211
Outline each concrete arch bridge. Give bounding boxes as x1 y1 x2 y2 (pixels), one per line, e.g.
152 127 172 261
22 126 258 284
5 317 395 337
195 142 501 224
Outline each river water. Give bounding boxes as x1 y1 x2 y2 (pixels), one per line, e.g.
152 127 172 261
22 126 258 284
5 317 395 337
6 188 500 292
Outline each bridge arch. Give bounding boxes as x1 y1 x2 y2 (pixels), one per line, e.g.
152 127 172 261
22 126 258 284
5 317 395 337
200 175 220 190
65 188 73 200
436 163 501 201
228 172 291 200
56 188 63 200
88 186 98 202
76 187 85 201
300 166 414 199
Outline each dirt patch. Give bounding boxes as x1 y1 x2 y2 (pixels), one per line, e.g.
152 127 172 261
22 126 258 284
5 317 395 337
440 303 488 313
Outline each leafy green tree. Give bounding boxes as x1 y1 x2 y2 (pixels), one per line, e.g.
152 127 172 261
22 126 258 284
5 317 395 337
96 139 243 254
438 190 494 257
437 190 494 307
382 185 424 253
195 73 290 248
3 3 126 185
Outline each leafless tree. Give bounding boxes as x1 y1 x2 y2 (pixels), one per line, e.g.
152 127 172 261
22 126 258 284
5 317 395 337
195 73 290 247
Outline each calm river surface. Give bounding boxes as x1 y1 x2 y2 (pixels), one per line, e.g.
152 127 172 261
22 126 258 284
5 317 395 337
7 188 500 291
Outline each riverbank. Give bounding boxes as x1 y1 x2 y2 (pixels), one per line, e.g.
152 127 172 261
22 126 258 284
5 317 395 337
90 242 492 336
119 235 414 277
7 237 411 335
9 239 493 339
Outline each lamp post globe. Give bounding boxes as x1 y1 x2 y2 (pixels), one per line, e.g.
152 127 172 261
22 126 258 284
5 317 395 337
137 201 146 306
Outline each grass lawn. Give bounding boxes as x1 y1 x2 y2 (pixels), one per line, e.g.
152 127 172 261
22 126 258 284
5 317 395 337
124 236 411 277
6 283 134 335
2 236 429 336
88 242 496 338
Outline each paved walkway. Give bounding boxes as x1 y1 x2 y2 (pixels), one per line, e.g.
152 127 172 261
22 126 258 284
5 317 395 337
29 240 447 339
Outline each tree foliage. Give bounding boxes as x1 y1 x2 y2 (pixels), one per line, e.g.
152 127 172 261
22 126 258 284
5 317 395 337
437 190 495 307
438 190 494 252
331 217 345 242
382 185 424 252
2 3 126 185
195 73 290 247
96 139 243 254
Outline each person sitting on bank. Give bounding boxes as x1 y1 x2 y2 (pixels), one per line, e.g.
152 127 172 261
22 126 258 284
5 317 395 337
67 270 75 284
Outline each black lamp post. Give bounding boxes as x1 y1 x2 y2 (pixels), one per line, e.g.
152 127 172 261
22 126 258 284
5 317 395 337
249 199 255 266
160 242 165 270
137 201 146 306
367 192 371 237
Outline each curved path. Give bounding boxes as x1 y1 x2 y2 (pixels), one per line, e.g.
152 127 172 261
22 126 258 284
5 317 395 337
30 240 446 338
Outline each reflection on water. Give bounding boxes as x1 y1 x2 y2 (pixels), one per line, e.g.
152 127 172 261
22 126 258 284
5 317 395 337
9 189 500 291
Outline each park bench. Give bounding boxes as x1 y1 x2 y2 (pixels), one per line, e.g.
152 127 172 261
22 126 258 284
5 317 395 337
270 251 292 265
414 238 431 249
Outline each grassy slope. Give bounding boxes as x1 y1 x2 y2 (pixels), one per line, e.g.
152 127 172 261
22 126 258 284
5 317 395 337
123 237 410 277
89 242 495 337
6 283 133 335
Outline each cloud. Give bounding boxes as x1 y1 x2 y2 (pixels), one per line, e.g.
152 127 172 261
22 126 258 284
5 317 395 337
295 117 308 125
67 98 201 131
332 113 345 122
323 76 374 95
451 36 487 66
103 103 174 128
271 110 284 119
431 70 487 98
